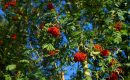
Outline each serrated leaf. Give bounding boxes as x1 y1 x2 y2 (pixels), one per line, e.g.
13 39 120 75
6 64 16 71
42 44 55 50
113 32 122 44
49 44 55 50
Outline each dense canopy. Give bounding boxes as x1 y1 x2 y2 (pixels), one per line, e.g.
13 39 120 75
0 0 130 80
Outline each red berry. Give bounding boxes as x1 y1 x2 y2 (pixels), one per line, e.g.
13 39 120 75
48 50 59 56
114 21 122 31
48 26 60 37
101 50 110 57
106 71 118 80
74 52 87 62
47 3 54 10
11 34 17 40
116 67 123 74
4 2 10 9
49 50 55 56
9 1 16 6
4 0 16 9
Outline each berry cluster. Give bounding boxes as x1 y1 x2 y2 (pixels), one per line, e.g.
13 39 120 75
48 49 59 56
74 52 87 62
106 71 118 80
47 3 54 10
48 26 60 37
11 34 17 40
94 44 110 57
114 21 122 31
5 0 16 9
101 50 110 57
94 44 103 52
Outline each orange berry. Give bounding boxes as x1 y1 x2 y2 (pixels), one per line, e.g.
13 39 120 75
94 44 103 52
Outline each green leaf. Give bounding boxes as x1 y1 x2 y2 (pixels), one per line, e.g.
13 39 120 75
101 67 105 72
121 30 128 35
112 32 122 44
19 60 29 63
42 44 49 49
16 78 29 80
124 63 130 66
4 75 12 80
41 77 46 80
47 44 55 50
42 43 55 50
6 64 16 71
105 17 113 25
91 51 100 55
85 76 92 80
72 31 81 37
99 62 103 66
